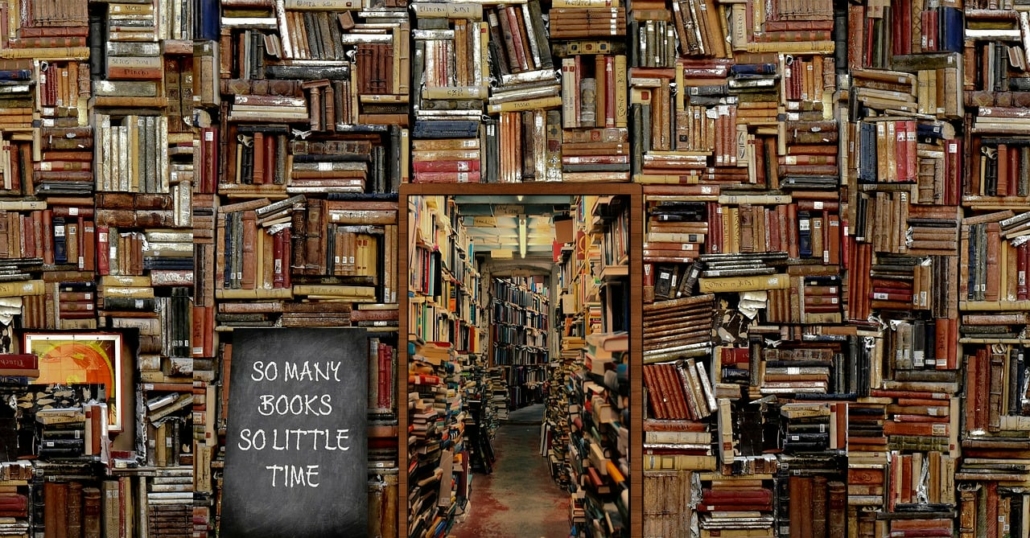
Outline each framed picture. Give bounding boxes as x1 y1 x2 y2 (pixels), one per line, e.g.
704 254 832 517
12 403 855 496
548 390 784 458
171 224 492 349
24 333 123 432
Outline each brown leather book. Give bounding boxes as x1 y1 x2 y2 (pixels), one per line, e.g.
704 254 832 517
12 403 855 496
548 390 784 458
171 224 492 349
988 352 1004 433
240 210 257 289
974 348 990 432
985 222 1001 301
986 481 999 538
81 219 95 272
665 363 692 420
643 365 668 419
304 198 325 275
828 481 846 538
82 487 101 538
812 475 827 538
789 476 803 538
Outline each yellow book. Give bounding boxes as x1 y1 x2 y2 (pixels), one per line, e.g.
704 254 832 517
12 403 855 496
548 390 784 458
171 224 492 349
698 273 790 293
486 96 563 114
292 284 375 297
0 47 89 60
0 280 44 297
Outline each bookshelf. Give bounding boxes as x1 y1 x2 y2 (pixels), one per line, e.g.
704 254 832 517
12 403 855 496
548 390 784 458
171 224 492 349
405 193 481 537
490 275 549 410
560 194 633 537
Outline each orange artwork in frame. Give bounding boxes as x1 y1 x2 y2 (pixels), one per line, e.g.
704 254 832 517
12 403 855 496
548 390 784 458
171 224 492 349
24 333 123 431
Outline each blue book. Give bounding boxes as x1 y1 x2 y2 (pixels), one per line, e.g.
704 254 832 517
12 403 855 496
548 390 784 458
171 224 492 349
940 7 964 53
730 63 778 75
797 211 813 258
0 69 32 82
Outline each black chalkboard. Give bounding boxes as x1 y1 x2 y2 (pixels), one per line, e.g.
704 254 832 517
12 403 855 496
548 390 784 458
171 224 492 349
221 328 368 538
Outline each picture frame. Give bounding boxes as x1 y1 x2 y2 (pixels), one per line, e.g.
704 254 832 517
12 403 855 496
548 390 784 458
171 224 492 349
23 332 124 432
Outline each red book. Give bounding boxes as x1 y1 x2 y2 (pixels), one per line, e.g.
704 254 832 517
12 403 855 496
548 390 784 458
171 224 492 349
1009 143 1020 197
41 209 53 265
702 489 773 503
900 454 912 504
947 138 964 203
1018 242 1028 301
81 219 95 272
281 228 292 289
414 171 481 183
870 290 912 302
264 134 276 184
377 344 392 410
192 306 206 358
894 120 908 182
939 315 951 371
202 127 218 193
0 354 37 369
721 347 749 366
905 120 917 182
922 11 934 50
96 224 110 275
605 55 616 128
768 206 782 252
412 160 480 173
986 481 999 538
787 203 799 259
998 144 1010 197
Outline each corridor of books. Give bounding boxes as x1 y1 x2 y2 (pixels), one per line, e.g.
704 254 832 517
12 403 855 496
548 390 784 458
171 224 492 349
406 193 630 537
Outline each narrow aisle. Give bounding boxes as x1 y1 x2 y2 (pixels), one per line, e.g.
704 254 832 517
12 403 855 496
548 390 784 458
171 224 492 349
450 405 569 538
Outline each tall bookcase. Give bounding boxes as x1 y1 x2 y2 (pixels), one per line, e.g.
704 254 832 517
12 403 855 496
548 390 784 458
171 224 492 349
490 275 549 410
406 194 482 537
565 194 631 536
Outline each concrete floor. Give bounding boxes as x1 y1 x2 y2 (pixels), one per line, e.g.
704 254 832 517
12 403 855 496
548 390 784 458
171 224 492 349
450 404 570 538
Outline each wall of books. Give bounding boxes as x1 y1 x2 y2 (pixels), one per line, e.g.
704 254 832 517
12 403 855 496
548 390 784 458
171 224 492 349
0 0 1028 535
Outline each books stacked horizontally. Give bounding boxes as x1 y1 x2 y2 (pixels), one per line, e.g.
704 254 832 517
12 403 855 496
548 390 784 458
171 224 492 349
0 468 28 538
36 403 107 460
0 460 29 537
227 94 308 123
410 3 486 184
146 468 194 537
30 125 92 197
0 61 34 132
94 3 164 108
407 341 455 537
549 0 628 184
642 294 713 364
288 138 372 194
484 1 561 183
697 474 775 538
644 200 706 265
0 1 88 59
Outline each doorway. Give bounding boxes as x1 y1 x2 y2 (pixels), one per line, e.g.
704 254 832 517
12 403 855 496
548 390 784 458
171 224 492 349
399 186 639 538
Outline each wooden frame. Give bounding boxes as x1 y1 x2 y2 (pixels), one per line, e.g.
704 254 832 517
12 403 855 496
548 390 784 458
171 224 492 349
398 182 643 537
25 332 124 432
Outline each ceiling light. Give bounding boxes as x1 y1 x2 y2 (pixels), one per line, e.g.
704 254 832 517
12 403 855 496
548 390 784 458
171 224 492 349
517 195 524 202
519 216 527 258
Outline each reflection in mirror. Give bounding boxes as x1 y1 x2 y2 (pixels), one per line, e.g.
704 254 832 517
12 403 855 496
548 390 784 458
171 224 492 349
406 194 630 538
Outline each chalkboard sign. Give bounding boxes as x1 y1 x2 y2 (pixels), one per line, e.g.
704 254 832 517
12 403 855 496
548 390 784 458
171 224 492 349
221 328 368 538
